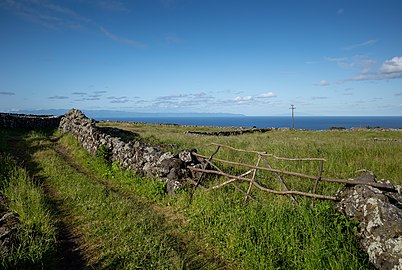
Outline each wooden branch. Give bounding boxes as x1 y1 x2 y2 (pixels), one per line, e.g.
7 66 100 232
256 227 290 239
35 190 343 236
207 169 253 191
188 167 338 200
244 156 261 203
232 183 256 202
191 154 394 190
208 143 326 161
208 178 239 190
192 144 221 192
261 156 296 202
313 160 324 195
251 181 338 201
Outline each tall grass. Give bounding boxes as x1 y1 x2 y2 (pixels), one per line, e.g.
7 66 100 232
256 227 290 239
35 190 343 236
33 135 225 269
60 130 375 269
0 152 56 269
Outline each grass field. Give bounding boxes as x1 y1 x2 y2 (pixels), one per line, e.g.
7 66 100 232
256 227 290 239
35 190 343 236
1 123 401 269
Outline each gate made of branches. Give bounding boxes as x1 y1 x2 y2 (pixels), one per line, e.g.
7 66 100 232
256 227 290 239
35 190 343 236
188 143 394 202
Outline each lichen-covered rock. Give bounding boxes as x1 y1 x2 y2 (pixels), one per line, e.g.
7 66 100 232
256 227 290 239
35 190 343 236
336 174 402 269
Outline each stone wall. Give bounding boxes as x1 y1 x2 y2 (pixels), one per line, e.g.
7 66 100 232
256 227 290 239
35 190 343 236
4 108 400 269
185 128 272 136
337 174 402 269
0 113 61 129
58 109 202 193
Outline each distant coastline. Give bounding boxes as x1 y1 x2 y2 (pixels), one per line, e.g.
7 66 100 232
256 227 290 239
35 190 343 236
96 116 402 130
4 110 401 130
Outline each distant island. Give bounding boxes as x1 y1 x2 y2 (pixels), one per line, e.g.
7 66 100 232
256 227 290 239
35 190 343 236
15 109 246 118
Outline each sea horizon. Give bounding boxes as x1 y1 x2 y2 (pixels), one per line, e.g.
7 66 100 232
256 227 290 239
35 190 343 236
95 115 402 130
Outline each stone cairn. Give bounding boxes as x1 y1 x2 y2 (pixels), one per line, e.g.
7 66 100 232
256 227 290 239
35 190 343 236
58 109 202 193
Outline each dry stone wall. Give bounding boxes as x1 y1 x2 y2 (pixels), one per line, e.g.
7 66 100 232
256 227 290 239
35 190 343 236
0 113 61 129
337 174 402 269
58 109 201 193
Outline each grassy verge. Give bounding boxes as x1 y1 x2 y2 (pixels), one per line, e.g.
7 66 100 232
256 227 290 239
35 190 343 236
0 152 56 269
31 132 225 269
60 133 373 269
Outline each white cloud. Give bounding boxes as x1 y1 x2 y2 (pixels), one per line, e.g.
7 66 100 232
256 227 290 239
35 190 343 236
329 55 402 83
235 96 252 101
317 80 329 86
257 92 276 98
380 56 402 73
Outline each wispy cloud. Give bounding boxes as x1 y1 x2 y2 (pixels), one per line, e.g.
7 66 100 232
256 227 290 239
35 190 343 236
93 90 107 94
325 55 376 70
312 96 328 100
108 96 131 103
337 56 402 83
99 26 145 48
48 95 69 99
1 0 144 47
314 79 329 86
343 40 377 51
72 92 87 95
395 92 402 96
0 91 15 95
96 0 128 12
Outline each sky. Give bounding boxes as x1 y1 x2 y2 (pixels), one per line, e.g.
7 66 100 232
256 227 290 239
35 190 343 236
0 0 402 116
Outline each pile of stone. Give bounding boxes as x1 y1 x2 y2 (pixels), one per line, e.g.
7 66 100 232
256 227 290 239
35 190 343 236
59 109 202 193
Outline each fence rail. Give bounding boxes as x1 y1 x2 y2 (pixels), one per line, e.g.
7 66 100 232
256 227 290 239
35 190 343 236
188 143 395 202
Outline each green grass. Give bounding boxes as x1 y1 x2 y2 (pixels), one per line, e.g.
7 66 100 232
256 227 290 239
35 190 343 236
0 152 56 269
2 123 397 269
98 122 402 185
32 132 226 269
59 131 375 269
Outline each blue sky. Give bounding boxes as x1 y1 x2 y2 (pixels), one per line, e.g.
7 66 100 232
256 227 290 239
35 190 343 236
0 0 401 116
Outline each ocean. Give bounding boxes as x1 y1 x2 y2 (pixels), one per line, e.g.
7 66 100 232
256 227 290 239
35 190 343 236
96 116 402 130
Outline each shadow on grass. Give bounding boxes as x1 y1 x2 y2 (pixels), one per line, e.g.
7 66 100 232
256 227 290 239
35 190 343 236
0 127 88 270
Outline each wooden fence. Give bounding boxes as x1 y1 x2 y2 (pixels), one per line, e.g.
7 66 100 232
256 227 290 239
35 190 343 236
188 143 395 202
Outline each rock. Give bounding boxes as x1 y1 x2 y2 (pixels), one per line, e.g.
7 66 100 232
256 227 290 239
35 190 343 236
336 174 402 269
57 110 203 193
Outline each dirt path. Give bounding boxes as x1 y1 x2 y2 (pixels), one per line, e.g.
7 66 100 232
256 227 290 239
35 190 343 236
3 132 89 270
42 183 89 270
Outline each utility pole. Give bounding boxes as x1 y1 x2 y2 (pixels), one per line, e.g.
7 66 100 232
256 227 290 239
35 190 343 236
289 104 296 129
